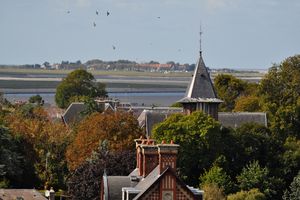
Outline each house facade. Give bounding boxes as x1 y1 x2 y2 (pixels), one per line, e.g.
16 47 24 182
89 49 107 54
100 138 203 200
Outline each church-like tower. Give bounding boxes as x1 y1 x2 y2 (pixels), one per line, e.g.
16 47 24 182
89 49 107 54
178 51 223 120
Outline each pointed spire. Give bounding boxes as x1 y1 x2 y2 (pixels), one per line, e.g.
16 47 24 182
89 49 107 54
185 53 217 99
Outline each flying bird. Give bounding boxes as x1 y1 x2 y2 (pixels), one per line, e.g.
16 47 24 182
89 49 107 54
67 11 70 14
112 45 116 50
96 10 99 15
93 22 96 27
157 16 160 19
107 11 110 16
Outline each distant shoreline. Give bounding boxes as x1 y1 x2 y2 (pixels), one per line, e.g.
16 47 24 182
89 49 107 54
1 88 186 94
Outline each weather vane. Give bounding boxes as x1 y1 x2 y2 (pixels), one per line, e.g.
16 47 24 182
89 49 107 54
199 24 203 55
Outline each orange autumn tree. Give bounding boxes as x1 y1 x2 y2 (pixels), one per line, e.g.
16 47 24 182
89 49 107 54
66 111 142 170
5 104 72 188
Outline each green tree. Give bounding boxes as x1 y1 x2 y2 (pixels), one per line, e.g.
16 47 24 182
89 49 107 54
234 95 262 112
200 165 233 194
0 125 23 188
28 94 44 105
233 123 281 170
280 137 300 189
202 183 226 200
214 74 247 111
81 98 104 117
55 69 107 108
227 189 266 200
259 55 300 137
152 111 232 186
237 161 280 198
283 171 300 200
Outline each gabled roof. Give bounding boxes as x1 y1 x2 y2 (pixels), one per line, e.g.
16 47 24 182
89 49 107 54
186 53 217 99
132 166 201 200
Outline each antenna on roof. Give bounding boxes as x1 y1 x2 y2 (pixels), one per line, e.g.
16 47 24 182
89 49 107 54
199 23 203 56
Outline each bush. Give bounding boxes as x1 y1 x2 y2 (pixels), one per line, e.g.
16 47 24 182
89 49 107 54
227 189 266 200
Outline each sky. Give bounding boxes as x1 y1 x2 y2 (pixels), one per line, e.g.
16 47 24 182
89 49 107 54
1 0 300 69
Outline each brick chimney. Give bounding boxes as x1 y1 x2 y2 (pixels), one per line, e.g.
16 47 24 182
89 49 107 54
157 140 179 174
140 139 158 177
134 137 144 176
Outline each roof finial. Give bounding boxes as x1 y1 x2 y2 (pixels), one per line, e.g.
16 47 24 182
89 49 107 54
199 23 203 56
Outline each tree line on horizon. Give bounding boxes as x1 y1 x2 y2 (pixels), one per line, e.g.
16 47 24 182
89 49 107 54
0 59 196 72
0 54 300 199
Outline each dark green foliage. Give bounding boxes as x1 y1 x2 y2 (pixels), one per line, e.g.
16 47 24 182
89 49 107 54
55 69 107 108
170 102 183 108
280 137 300 191
214 74 247 111
81 98 104 117
233 123 281 171
0 125 23 188
237 161 282 199
283 171 300 200
67 143 135 200
28 94 43 105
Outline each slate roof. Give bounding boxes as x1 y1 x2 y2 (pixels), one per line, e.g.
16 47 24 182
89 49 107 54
0 189 47 200
105 176 136 200
137 109 182 136
218 112 268 128
62 101 117 126
105 166 202 200
62 102 87 125
178 52 222 103
137 110 268 135
133 166 160 194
